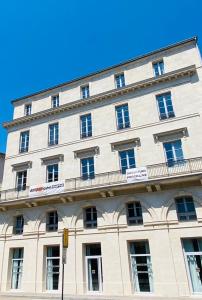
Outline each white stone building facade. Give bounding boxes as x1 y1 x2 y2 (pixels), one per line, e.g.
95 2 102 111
0 37 202 299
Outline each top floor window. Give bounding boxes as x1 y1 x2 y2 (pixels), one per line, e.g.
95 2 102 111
81 85 90 99
175 196 197 221
127 202 143 225
163 140 184 167
115 73 125 88
156 92 175 120
49 123 59 146
24 104 32 116
119 149 136 174
116 104 130 130
19 131 29 153
13 215 24 235
80 114 92 138
153 61 164 77
52 95 59 108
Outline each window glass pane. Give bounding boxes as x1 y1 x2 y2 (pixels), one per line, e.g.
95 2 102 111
80 114 92 138
119 149 135 174
84 207 97 228
47 164 58 182
175 197 197 221
49 123 59 145
20 131 29 152
115 74 125 88
116 104 130 129
81 85 90 99
81 157 95 179
157 93 174 119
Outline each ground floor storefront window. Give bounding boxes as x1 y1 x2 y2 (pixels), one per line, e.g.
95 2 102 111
130 240 153 293
183 238 202 293
11 248 24 289
85 243 103 293
46 246 60 290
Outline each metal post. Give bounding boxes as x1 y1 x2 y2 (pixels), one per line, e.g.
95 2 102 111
61 261 64 300
62 228 68 300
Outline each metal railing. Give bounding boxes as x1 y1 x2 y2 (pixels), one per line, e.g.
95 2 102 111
1 157 202 202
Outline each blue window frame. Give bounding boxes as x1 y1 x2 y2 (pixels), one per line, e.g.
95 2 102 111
116 104 130 130
153 61 164 77
119 149 136 174
115 73 125 88
156 92 175 120
49 123 59 146
81 157 95 180
24 104 32 116
81 85 90 99
163 140 184 167
47 164 59 182
52 95 59 108
175 197 197 221
80 114 92 138
19 131 29 153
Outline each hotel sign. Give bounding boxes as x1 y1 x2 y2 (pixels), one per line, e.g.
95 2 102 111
126 167 148 183
29 181 65 198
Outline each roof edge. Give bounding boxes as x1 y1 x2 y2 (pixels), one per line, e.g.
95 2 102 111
11 36 197 104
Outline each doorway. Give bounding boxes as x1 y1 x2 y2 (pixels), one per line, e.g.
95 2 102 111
85 244 103 293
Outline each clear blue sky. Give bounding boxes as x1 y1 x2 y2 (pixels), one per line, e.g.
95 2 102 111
0 0 202 153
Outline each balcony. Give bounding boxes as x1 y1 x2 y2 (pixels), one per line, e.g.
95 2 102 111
1 157 202 204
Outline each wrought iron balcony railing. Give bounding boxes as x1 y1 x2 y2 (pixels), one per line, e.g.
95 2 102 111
1 157 202 202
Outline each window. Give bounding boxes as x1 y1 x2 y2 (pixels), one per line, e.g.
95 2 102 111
127 202 143 225
153 61 164 77
81 85 90 99
52 95 59 108
116 104 130 129
11 248 24 289
19 131 29 153
16 171 27 191
130 241 153 292
81 157 95 180
46 246 60 290
183 239 202 293
49 123 59 146
80 114 92 138
115 73 125 88
46 211 58 231
156 92 175 120
85 244 103 292
47 164 58 182
13 215 24 235
119 149 136 174
24 104 32 116
175 196 197 221
84 207 97 228
163 140 184 167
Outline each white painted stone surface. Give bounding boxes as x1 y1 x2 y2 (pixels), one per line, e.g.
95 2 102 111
0 38 202 298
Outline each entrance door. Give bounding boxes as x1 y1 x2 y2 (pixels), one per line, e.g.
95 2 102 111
85 244 103 293
130 241 153 292
183 239 202 293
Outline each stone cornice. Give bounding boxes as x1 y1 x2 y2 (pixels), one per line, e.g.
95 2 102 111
4 65 196 129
